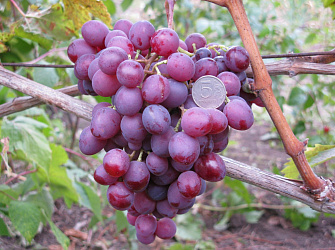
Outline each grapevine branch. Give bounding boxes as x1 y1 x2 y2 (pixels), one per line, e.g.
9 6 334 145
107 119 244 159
0 69 334 213
204 0 335 202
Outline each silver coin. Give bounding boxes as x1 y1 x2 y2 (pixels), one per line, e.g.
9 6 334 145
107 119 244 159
192 75 227 109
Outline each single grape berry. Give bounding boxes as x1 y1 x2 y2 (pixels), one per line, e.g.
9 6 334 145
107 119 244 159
150 28 179 57
224 46 250 73
194 152 226 182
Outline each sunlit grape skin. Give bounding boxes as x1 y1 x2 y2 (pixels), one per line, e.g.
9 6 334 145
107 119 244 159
169 132 200 165
103 148 130 177
194 152 226 182
107 182 134 211
150 28 179 57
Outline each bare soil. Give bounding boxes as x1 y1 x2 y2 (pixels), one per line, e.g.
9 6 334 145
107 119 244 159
1 122 335 250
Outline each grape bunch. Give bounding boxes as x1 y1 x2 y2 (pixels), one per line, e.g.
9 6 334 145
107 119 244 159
68 18 263 245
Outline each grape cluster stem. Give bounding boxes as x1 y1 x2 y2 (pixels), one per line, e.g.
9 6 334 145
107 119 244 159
204 0 335 202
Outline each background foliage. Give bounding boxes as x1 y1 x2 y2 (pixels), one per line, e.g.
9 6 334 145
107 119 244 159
0 0 335 249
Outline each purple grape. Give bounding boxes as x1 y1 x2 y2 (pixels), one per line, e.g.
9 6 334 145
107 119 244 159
134 191 156 214
116 60 144 88
151 166 179 186
121 113 147 144
212 126 229 143
167 52 195 82
128 204 140 217
185 33 207 53
198 178 206 196
81 20 109 48
177 171 201 198
194 152 226 182
114 19 133 37
181 107 213 137
142 75 170 104
161 79 188 109
124 161 150 192
92 102 110 117
103 148 130 177
90 107 121 140
114 86 143 116
67 38 97 63
155 218 177 240
170 159 193 172
146 152 169 176
82 80 97 96
150 28 179 57
127 213 137 226
107 36 134 55
224 46 250 73
217 71 241 96
128 142 142 151
206 42 219 58
179 39 188 50
104 30 128 47
146 182 168 201
136 232 155 245
92 69 121 97
195 47 212 60
88 57 100 80
112 132 128 147
167 181 194 209
207 108 228 134
197 135 214 155
79 126 107 155
104 138 121 152
156 199 178 218
223 99 254 130
213 136 229 153
75 54 96 80
98 47 128 75
135 214 157 237
107 182 134 211
77 79 88 95
142 104 171 135
192 57 219 81
129 20 155 50
214 56 228 73
168 132 200 165
93 164 118 185
151 126 176 157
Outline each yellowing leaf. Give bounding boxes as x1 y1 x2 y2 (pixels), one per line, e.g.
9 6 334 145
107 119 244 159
282 144 335 179
62 0 112 30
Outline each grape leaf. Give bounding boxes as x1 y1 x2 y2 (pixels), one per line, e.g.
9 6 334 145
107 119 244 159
8 201 41 243
322 0 335 19
282 144 335 179
49 144 78 208
175 213 203 240
1 117 51 177
33 63 60 87
121 0 134 11
15 26 53 50
30 3 77 40
0 217 10 236
76 182 102 221
115 210 127 232
62 0 112 30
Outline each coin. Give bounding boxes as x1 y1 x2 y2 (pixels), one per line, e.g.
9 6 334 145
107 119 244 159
192 75 227 109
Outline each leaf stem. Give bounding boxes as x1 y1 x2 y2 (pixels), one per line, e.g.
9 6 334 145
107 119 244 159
4 169 37 185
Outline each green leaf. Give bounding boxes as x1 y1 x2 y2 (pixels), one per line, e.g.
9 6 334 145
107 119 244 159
76 182 102 221
49 144 78 207
304 33 317 44
8 201 41 243
287 87 307 106
115 210 127 233
224 177 252 204
176 213 203 240
168 243 194 250
0 185 20 205
293 120 306 135
0 217 10 236
33 3 77 40
323 0 335 8
15 27 53 50
63 0 112 29
214 211 232 231
24 189 54 222
332 229 335 238
103 0 116 16
33 65 60 87
244 210 264 223
121 0 134 11
282 144 335 179
1 117 51 176
43 212 70 250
